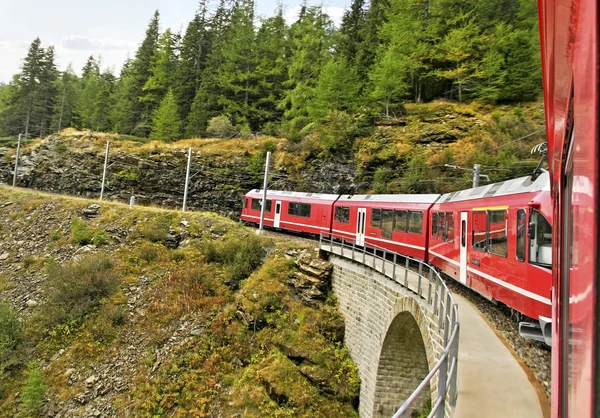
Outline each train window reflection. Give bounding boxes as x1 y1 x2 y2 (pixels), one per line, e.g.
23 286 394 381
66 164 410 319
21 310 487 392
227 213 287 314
251 198 272 212
472 211 487 251
446 212 455 243
382 210 394 239
529 209 552 268
516 209 526 261
335 206 350 223
371 209 382 228
408 211 423 234
394 210 408 232
432 212 438 236
488 210 508 257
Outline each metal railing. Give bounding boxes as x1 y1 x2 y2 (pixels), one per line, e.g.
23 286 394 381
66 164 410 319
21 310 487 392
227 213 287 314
319 232 460 418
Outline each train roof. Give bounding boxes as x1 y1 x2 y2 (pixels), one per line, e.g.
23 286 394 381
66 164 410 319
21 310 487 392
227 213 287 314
246 189 340 200
336 194 441 204
436 171 550 204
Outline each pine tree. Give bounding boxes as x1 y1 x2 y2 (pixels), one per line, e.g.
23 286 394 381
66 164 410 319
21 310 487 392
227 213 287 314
37 46 59 137
355 0 390 82
93 71 115 131
370 48 410 117
79 56 100 129
308 58 360 121
14 38 46 137
141 29 180 114
52 65 80 132
150 89 181 141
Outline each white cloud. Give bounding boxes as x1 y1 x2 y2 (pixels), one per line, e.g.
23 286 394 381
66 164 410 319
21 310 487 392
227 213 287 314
283 6 346 26
0 40 30 50
61 35 136 51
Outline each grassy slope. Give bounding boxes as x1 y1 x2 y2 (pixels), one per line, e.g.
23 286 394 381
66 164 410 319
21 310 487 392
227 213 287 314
0 186 358 417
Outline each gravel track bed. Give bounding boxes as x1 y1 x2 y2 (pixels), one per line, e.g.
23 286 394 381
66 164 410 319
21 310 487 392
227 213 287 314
444 278 551 402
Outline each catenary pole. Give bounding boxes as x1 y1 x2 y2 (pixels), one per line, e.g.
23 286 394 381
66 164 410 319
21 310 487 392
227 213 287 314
100 141 110 200
182 147 193 212
258 151 271 231
472 164 481 188
12 134 22 187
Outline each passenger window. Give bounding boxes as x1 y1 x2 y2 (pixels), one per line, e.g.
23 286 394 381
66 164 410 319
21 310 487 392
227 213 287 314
244 198 248 209
334 206 350 223
438 212 446 240
371 209 382 228
432 212 438 237
251 199 272 212
382 209 394 239
446 212 455 243
488 210 508 257
529 209 552 268
461 220 466 247
394 210 408 232
516 209 526 261
472 211 487 251
408 211 423 234
299 203 311 217
276 203 281 214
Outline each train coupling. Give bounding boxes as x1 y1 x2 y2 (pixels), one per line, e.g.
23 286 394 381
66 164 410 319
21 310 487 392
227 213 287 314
519 316 552 346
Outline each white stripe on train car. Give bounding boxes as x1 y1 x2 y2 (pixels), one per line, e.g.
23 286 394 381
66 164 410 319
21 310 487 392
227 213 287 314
367 236 426 251
243 215 274 222
279 220 330 230
429 250 550 305
332 229 356 236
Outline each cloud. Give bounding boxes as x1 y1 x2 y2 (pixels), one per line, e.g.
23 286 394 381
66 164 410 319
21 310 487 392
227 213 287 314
61 35 135 51
0 40 30 50
283 6 346 26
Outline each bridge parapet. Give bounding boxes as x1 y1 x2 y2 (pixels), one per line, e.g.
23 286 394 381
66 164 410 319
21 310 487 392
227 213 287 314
319 233 460 418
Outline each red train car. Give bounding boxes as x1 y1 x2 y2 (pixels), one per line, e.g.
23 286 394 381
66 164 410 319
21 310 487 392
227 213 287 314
240 189 339 236
429 173 553 342
332 194 440 260
537 0 599 416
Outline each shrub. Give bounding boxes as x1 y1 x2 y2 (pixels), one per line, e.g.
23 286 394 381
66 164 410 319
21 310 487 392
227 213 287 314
49 229 61 241
238 123 253 139
21 361 47 416
138 242 159 263
207 115 237 139
135 218 169 243
43 253 121 328
316 110 357 156
70 217 92 245
0 299 22 363
202 234 266 282
170 250 185 262
93 230 108 246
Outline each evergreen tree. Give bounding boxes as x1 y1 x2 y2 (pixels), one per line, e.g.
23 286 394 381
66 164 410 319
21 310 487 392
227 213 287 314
79 56 100 129
52 65 80 132
13 38 46 137
338 0 366 65
141 29 180 114
355 0 390 82
37 46 59 137
370 48 410 117
308 58 360 121
150 89 181 141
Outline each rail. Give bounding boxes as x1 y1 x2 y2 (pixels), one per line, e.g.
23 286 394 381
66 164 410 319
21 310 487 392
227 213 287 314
319 232 460 418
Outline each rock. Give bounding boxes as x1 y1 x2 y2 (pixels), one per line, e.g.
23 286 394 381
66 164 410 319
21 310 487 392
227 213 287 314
82 204 100 218
190 327 205 336
0 201 13 208
180 219 189 227
164 228 181 249
0 252 9 261
85 375 98 387
64 368 76 377
26 299 38 308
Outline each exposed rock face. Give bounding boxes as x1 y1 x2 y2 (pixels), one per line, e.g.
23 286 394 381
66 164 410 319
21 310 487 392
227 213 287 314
0 141 358 220
284 249 333 307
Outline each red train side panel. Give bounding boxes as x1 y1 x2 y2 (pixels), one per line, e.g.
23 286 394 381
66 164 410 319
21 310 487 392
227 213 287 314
538 0 599 416
429 174 552 330
332 194 440 261
241 190 338 236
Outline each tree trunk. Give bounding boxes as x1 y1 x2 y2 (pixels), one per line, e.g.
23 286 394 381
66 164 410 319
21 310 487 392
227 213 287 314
457 62 462 102
57 88 66 133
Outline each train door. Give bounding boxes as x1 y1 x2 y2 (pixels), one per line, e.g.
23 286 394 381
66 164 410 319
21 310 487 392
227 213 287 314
273 201 282 228
356 208 366 246
459 211 468 284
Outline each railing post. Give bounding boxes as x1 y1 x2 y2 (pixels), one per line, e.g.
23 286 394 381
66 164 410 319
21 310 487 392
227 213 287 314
436 355 448 418
433 273 440 317
438 286 446 329
393 253 397 282
417 263 423 298
341 237 345 257
443 293 451 345
449 306 460 406
363 244 366 264
428 268 433 304
382 250 386 276
404 257 409 288
352 239 355 260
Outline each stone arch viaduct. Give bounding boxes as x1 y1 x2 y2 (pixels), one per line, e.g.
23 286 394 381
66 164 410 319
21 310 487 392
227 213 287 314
320 238 459 418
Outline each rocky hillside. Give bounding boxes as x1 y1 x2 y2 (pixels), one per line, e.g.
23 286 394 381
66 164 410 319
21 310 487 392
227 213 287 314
0 186 359 417
0 100 546 220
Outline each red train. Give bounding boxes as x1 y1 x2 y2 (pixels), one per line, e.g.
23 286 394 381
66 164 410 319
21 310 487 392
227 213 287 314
241 173 553 342
537 0 599 416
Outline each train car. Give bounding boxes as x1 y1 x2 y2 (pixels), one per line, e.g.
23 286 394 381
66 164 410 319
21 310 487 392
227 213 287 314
240 189 339 236
429 173 553 343
331 194 440 260
537 0 599 416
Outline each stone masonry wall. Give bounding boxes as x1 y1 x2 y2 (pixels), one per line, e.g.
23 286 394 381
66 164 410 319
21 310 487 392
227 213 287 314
328 255 447 418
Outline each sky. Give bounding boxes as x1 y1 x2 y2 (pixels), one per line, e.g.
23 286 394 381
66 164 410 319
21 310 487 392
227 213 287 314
0 0 348 83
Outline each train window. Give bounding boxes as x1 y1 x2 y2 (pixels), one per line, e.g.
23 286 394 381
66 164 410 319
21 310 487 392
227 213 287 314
472 211 487 251
461 220 466 247
334 206 350 224
394 210 408 232
488 210 508 257
371 209 382 228
446 212 455 243
432 212 438 237
516 209 526 262
438 212 446 240
382 210 394 239
408 211 423 234
244 198 248 209
251 198 272 212
528 209 552 268
288 202 310 217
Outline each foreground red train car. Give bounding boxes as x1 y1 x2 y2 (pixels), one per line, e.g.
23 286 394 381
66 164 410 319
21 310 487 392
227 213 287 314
538 0 599 416
332 194 440 260
429 174 553 342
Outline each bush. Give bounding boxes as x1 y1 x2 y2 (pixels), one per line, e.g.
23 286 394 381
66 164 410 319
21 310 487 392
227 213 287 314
207 115 237 139
92 230 108 246
21 361 47 416
49 229 61 241
43 253 121 328
202 234 266 282
135 218 169 243
0 300 21 363
70 217 93 245
138 243 159 263
238 123 253 139
316 110 357 156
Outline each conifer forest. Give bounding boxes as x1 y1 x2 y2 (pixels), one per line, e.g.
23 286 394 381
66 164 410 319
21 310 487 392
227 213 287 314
0 0 542 141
